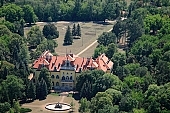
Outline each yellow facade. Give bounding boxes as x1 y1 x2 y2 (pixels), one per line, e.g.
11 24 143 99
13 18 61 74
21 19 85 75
33 68 80 91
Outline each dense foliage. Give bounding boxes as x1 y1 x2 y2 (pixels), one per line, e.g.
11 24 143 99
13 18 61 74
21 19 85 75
78 1 170 113
0 0 170 112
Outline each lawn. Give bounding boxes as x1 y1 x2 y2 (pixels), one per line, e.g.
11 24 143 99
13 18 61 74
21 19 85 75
24 21 115 58
22 94 79 113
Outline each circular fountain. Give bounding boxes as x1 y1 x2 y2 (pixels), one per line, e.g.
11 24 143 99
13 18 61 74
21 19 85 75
45 102 71 111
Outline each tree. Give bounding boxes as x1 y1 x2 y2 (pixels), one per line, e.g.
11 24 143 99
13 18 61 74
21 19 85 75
119 94 137 112
126 19 143 47
1 75 24 105
79 98 90 113
90 92 113 113
39 68 51 90
26 80 36 100
13 101 20 113
112 20 126 42
76 70 105 100
72 24 76 36
97 32 116 46
36 40 57 53
111 53 126 69
27 26 44 47
42 24 59 39
106 43 117 59
76 23 81 37
36 80 40 99
144 14 163 35
23 5 37 25
0 102 10 113
93 73 122 95
39 78 48 99
1 4 23 23
93 45 106 58
98 105 119 113
0 25 11 37
105 88 122 105
64 26 73 45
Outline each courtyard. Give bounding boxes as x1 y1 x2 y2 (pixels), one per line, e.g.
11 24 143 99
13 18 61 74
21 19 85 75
22 93 79 113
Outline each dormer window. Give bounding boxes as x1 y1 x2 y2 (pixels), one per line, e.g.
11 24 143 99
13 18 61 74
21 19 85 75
67 62 69 67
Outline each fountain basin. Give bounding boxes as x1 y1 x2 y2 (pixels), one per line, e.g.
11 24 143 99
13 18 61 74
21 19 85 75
45 103 71 111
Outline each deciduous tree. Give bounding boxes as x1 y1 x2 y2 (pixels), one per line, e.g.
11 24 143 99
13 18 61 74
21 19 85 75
42 24 59 39
97 32 116 46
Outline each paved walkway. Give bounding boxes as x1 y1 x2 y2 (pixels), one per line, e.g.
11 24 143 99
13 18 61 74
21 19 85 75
59 96 65 103
76 27 113 56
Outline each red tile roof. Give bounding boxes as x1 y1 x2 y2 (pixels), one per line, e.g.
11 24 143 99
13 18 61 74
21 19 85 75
32 51 113 72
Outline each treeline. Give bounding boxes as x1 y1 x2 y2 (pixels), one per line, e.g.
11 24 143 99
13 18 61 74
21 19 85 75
77 1 170 113
14 0 126 22
0 3 58 113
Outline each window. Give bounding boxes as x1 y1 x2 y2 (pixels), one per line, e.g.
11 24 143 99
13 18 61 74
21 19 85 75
70 76 72 80
67 72 68 74
67 62 69 67
62 76 65 80
56 75 59 79
62 83 64 86
51 75 54 78
63 72 64 74
66 76 69 80
71 73 72 74
56 82 59 86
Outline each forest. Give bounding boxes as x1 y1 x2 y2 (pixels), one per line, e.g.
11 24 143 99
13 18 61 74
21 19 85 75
0 0 170 113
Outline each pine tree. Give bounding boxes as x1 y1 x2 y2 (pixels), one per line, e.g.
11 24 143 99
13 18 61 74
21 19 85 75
64 26 73 45
40 78 48 99
26 80 36 100
36 80 40 99
39 68 51 90
72 24 76 36
76 24 81 37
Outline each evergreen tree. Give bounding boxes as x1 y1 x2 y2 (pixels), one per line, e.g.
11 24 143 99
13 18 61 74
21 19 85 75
3 67 8 79
76 23 81 37
72 24 76 36
39 68 51 90
64 26 73 45
26 80 36 100
40 78 48 99
36 80 40 99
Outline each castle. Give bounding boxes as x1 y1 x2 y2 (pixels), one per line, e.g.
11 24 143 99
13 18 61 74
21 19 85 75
32 50 113 91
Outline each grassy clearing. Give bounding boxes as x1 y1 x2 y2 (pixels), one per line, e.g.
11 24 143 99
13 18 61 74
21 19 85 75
24 21 115 58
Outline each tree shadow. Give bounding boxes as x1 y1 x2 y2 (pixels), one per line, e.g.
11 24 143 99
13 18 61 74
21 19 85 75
63 43 72 46
93 21 113 25
72 93 81 101
19 99 34 105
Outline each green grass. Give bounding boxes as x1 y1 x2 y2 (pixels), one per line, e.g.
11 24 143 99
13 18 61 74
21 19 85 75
50 93 59 96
